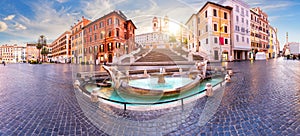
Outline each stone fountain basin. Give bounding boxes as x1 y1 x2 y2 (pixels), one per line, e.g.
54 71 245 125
117 75 202 98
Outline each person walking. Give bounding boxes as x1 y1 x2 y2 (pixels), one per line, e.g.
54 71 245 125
2 61 5 66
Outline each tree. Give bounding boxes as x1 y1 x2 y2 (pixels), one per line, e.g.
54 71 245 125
41 47 49 62
36 35 47 62
169 34 177 43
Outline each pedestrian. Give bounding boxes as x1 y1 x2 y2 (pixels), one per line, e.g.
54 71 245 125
2 61 5 66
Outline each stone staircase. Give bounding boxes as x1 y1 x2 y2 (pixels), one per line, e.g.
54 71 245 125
136 48 187 62
173 47 189 57
193 54 204 61
121 48 150 63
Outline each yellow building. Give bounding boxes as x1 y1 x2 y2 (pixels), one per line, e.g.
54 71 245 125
197 1 232 61
268 26 278 58
70 16 91 64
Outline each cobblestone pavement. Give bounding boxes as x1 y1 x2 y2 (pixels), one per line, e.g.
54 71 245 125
1 58 300 136
0 64 106 136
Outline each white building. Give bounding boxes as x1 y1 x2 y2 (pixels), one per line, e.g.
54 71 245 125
135 32 170 47
185 14 198 52
219 0 251 60
289 42 300 55
0 44 26 63
135 16 171 48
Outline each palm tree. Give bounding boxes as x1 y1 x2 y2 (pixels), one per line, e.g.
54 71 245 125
41 47 49 62
37 35 47 62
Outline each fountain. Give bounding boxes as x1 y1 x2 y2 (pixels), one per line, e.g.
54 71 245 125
150 68 173 84
77 60 225 107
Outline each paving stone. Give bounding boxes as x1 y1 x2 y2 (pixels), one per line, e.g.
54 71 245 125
1 60 300 135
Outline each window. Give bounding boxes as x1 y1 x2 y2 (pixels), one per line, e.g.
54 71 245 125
246 11 249 16
108 43 112 51
241 8 244 15
94 34 97 41
206 25 208 32
214 37 218 44
241 27 245 33
246 20 248 25
116 42 120 49
213 9 217 17
206 38 208 44
236 35 239 42
198 30 201 36
100 44 104 52
115 18 120 26
242 18 244 23
89 27 92 32
89 47 93 53
197 17 200 24
94 46 98 52
236 5 239 12
242 37 244 42
107 18 112 25
94 24 97 30
235 26 240 31
224 12 227 19
116 29 119 37
247 38 249 44
214 24 218 31
225 39 228 44
108 30 112 37
214 50 219 60
236 16 239 22
89 37 92 42
99 22 104 28
100 33 104 39
224 26 228 33
205 11 207 18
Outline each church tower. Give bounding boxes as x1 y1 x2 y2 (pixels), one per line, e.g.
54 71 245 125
152 17 159 32
163 16 169 33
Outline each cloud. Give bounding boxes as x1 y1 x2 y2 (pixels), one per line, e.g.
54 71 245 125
56 0 69 3
15 23 27 30
81 0 117 20
261 3 290 10
4 15 16 21
4 0 76 41
0 21 8 32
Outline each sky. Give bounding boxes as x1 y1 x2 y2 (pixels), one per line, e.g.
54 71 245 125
0 0 299 50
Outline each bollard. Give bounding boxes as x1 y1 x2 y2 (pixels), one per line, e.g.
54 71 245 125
205 83 213 97
179 68 183 75
91 89 99 102
225 74 231 82
144 69 147 75
228 70 233 76
73 80 80 88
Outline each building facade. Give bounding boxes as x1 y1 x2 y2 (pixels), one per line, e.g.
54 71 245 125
220 0 251 60
196 2 232 61
0 44 26 63
83 10 136 64
135 16 170 48
26 43 39 62
50 31 72 63
268 26 279 58
71 16 91 64
186 14 198 52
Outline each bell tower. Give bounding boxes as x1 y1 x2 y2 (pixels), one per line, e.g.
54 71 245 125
152 17 158 32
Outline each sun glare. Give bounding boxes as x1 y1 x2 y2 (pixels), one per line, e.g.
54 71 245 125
169 22 180 35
